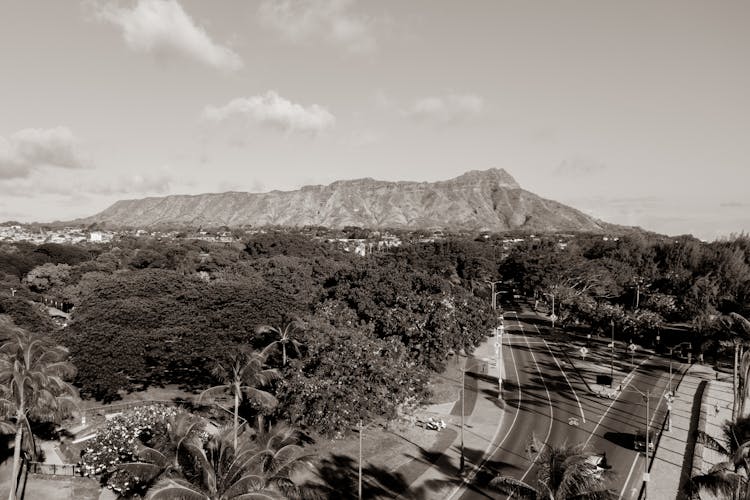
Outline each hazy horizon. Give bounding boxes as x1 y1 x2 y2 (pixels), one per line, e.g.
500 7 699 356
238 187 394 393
1 1 748 240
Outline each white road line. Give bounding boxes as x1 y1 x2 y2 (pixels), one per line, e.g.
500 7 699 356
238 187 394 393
510 317 554 499
620 458 639 499
618 374 673 499
447 321 524 500
583 354 652 448
537 329 586 424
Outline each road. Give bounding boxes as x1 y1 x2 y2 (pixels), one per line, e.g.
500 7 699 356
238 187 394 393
452 308 673 500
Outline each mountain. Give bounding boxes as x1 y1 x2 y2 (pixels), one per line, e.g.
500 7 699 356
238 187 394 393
74 168 615 232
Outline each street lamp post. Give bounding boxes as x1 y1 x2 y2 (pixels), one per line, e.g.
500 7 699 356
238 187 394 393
459 360 466 474
610 320 615 387
496 317 504 398
550 293 555 330
358 420 363 500
669 348 673 394
487 280 502 311
628 386 654 500
645 390 650 500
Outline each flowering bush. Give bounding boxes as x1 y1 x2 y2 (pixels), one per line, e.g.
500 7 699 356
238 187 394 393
79 404 177 495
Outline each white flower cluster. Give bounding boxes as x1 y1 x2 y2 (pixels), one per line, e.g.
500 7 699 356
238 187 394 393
79 404 177 493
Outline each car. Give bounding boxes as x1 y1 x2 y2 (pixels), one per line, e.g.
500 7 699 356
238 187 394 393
585 453 611 478
634 430 655 453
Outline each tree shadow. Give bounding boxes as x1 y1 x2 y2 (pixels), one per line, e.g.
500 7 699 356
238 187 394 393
307 454 432 499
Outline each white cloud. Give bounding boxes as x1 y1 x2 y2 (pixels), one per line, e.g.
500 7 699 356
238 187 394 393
408 94 484 124
0 166 179 197
258 0 376 54
204 91 336 134
0 127 89 179
94 0 243 71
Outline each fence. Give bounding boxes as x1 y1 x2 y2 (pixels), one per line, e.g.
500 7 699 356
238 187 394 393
79 398 247 427
27 461 82 476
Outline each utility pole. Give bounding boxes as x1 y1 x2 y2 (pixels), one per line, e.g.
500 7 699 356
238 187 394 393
496 316 504 398
543 291 556 331
644 390 650 500
459 360 466 474
669 347 673 394
487 280 502 311
358 420 363 500
610 320 615 387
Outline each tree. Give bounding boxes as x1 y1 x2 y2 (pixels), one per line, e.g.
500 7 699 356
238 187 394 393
489 437 615 500
0 327 77 500
200 348 280 450
110 412 206 496
279 319 429 437
257 323 303 367
245 423 315 498
147 426 284 500
688 415 750 499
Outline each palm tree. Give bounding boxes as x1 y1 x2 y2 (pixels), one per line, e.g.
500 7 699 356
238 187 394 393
257 323 303 367
115 412 205 490
688 415 750 499
489 437 615 500
715 313 750 419
0 328 77 500
730 313 750 418
686 461 748 499
146 425 284 500
246 424 315 498
200 348 280 450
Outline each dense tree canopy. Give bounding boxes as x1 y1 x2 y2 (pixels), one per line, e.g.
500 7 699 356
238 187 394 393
2 228 750 437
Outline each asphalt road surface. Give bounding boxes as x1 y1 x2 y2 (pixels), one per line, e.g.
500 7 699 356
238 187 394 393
453 309 672 500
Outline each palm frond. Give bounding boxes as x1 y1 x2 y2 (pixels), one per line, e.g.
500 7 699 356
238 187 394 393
696 430 731 456
686 464 746 498
147 478 208 500
488 476 538 499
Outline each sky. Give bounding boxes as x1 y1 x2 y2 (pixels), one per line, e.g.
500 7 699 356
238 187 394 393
0 0 748 240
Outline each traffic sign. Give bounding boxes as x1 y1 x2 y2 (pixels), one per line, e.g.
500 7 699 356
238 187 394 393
580 347 589 360
628 343 637 352
550 314 558 322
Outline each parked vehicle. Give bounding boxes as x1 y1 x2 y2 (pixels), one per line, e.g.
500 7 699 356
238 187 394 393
634 430 654 453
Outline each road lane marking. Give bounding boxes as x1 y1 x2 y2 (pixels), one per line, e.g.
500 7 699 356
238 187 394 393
446 318 523 500
583 355 652 448
620 456 640 499
510 315 554 499
537 329 586 424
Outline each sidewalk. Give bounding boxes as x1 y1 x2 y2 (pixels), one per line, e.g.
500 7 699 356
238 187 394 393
397 332 505 498
647 364 729 500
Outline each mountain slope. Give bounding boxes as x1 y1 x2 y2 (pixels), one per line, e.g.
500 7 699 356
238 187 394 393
75 168 613 232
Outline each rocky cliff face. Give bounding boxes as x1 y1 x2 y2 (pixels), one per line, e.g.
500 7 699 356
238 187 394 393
76 168 611 232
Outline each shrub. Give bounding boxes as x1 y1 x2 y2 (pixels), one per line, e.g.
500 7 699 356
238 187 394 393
79 404 177 494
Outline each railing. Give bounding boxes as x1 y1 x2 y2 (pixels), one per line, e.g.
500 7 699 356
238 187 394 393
79 398 246 426
27 461 82 476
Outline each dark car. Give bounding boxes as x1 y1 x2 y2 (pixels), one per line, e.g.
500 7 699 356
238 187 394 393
634 430 654 453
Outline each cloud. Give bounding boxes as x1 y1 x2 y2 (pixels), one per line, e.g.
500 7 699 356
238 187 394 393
86 171 175 195
407 94 483 124
720 201 749 208
0 127 89 179
258 0 376 54
203 91 336 134
93 0 243 71
553 157 607 178
0 166 178 197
